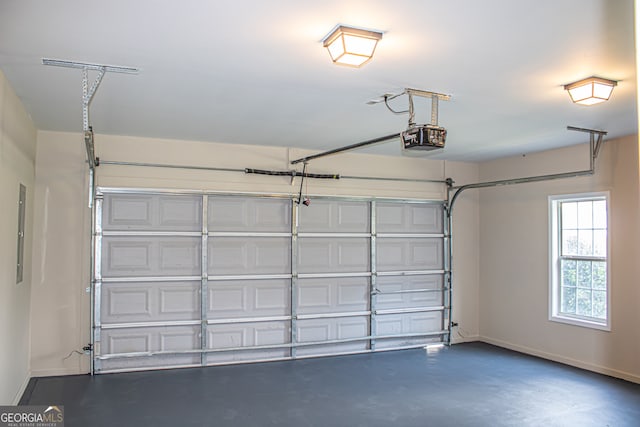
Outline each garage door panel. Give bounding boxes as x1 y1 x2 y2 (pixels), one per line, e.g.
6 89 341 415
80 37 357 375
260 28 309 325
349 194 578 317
103 194 202 231
297 277 369 314
374 311 443 350
160 285 200 316
376 238 443 271
208 321 289 348
157 196 202 229
102 236 201 277
159 241 202 272
376 275 443 310
102 281 200 323
107 332 150 354
375 336 441 350
298 238 369 273
160 330 199 351
296 317 369 356
206 348 289 365
297 317 368 342
296 342 368 357
208 237 291 275
376 202 443 233
104 195 153 229
376 275 442 292
298 200 369 233
102 325 200 354
206 321 290 363
377 292 442 310
96 192 447 373
208 197 290 232
107 288 150 318
375 312 442 336
207 279 290 319
99 354 201 372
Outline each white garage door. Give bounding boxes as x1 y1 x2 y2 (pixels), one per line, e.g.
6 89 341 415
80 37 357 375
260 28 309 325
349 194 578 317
93 190 447 373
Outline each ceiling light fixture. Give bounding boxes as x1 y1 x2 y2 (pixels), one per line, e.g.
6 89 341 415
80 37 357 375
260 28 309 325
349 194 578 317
322 25 383 68
564 76 617 106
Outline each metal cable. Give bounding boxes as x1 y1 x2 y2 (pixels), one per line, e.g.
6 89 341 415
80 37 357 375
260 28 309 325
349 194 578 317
384 95 409 114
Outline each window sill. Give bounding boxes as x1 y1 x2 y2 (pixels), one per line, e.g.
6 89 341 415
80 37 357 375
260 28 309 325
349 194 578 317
549 314 610 331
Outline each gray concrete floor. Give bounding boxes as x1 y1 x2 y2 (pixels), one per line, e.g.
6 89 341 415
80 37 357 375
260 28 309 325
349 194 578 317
20 342 640 426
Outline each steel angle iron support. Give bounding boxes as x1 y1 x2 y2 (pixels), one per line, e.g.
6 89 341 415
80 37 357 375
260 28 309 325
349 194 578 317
42 59 139 199
445 126 607 345
290 201 300 359
443 199 453 345
403 88 451 128
369 200 378 351
82 66 102 208
200 195 209 366
91 194 105 374
448 126 607 213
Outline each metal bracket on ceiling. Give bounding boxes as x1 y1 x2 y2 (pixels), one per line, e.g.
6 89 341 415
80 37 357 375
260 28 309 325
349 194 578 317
43 58 139 207
448 125 608 214
567 126 607 173
404 88 451 128
369 88 451 128
42 58 139 164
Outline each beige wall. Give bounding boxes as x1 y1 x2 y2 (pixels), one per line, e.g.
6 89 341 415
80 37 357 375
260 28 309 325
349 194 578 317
30 130 480 375
477 135 640 382
0 71 37 404
30 132 91 376
446 163 480 343
25 118 640 383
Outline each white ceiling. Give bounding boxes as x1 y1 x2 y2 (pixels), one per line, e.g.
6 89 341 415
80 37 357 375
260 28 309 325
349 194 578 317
0 0 636 161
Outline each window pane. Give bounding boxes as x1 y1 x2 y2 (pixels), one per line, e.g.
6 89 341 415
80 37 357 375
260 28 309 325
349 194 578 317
577 229 593 256
561 202 577 229
577 201 593 228
593 230 606 257
593 200 607 229
561 259 577 287
577 261 592 288
553 195 608 326
561 287 576 314
593 291 607 319
592 262 606 290
577 289 592 316
562 230 578 256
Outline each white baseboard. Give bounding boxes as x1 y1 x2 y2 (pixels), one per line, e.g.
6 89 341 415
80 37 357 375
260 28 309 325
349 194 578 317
450 334 480 344
11 371 32 405
479 336 640 384
30 367 88 378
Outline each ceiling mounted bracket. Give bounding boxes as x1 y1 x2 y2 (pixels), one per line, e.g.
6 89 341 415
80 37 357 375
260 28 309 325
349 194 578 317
82 67 105 133
42 58 139 167
403 88 451 128
566 126 607 168
43 58 139 207
368 88 451 150
43 58 139 133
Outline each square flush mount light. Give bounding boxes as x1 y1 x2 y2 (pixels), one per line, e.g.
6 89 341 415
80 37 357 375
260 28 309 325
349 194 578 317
322 25 383 67
564 76 617 106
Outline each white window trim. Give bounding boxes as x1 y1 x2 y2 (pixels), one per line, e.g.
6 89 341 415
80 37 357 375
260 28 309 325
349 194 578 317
548 192 611 331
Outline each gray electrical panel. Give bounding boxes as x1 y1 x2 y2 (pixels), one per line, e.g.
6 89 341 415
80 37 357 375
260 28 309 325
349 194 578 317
16 184 26 284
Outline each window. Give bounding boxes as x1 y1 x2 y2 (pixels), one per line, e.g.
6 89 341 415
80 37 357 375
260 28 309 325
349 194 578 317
549 193 609 330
